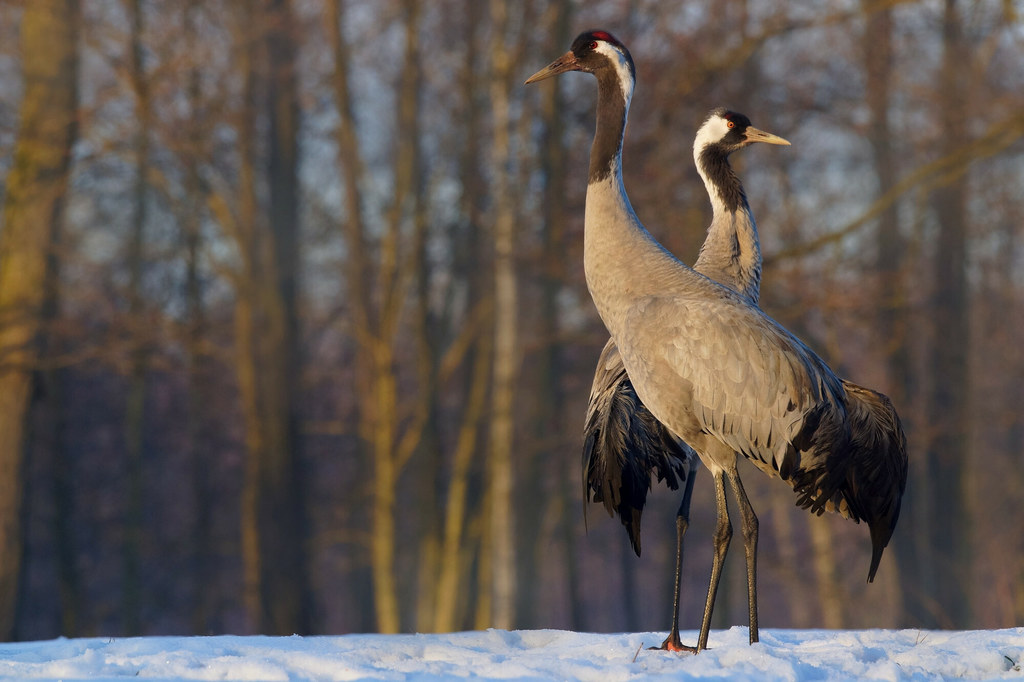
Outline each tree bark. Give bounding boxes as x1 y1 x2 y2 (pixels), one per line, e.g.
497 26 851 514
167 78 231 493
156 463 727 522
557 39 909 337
325 0 388 633
367 0 424 635
261 0 310 636
863 0 920 627
482 0 518 631
123 0 151 637
231 0 261 633
232 0 311 634
326 0 376 632
328 0 425 634
0 0 79 641
39 338 76 637
433 308 492 632
181 0 216 635
808 517 843 628
923 0 972 629
396 0 444 634
518 0 572 630
432 0 490 632
769 498 812 626
369 347 401 632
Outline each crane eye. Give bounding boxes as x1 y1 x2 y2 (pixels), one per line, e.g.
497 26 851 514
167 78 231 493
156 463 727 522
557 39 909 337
589 41 598 50
727 121 735 128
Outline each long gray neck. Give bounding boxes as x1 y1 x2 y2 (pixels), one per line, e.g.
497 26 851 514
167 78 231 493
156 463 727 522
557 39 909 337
693 146 761 304
583 69 702 341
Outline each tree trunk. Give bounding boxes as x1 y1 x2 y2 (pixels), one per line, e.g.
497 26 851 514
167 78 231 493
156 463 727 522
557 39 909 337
181 0 216 635
770 497 812 626
0 0 79 641
808 517 843 627
519 0 572 630
369 344 400 632
233 0 260 629
260 0 310 636
228 0 309 635
230 0 308 632
398 0 444 633
483 0 518 630
33 156 75 639
329 0 425 634
863 0 919 627
433 315 491 632
923 0 972 629
433 0 490 632
235 283 263 631
366 0 425 635
123 0 151 637
996 196 1024 627
41 364 76 638
327 0 376 632
327 0 371 345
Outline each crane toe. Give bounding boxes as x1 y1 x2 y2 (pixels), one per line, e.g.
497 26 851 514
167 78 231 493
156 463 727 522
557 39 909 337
650 631 699 654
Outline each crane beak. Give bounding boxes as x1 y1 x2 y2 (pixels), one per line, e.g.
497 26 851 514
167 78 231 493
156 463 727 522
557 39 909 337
744 127 791 146
525 51 580 84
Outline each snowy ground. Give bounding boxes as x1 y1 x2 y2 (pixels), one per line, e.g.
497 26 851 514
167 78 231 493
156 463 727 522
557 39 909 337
0 627 1021 681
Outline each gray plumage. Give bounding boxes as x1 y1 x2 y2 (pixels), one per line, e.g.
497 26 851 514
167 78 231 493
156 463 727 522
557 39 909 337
583 107 787 557
527 30 907 653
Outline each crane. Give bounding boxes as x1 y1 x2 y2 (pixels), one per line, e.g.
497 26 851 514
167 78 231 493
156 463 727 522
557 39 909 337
582 107 789 649
526 30 907 653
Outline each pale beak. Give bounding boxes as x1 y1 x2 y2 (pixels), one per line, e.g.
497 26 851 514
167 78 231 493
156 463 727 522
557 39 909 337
744 126 791 146
525 51 580 85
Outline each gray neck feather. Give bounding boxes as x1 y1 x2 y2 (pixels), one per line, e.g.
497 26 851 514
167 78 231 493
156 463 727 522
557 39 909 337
693 147 761 304
582 62 716 341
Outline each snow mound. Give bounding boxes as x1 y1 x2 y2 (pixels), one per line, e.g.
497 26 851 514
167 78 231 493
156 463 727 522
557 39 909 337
0 627 1021 681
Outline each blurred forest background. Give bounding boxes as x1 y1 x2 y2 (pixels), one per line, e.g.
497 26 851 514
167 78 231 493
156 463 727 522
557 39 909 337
0 0 1022 641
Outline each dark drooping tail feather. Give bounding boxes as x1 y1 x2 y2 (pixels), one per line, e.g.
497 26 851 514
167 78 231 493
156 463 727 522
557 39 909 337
842 382 907 581
582 342 692 556
787 381 908 582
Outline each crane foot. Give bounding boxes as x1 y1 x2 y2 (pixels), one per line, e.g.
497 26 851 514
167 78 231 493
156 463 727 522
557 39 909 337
648 631 699 654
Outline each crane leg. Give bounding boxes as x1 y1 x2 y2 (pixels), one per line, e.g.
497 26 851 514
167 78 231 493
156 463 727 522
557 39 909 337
696 471 731 651
726 469 759 644
654 467 698 653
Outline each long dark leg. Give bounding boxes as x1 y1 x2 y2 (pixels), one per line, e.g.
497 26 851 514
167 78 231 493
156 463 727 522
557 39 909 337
696 471 731 651
655 466 698 653
725 468 759 644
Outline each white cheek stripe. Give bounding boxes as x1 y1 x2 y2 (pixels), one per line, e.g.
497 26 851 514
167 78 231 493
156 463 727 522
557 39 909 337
693 116 731 206
693 117 730 162
594 41 634 108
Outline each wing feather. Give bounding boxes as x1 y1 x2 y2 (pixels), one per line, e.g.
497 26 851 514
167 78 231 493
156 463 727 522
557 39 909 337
616 292 848 495
582 338 695 556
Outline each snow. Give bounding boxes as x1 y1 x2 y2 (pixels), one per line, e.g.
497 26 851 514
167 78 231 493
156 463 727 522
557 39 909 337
0 627 1021 681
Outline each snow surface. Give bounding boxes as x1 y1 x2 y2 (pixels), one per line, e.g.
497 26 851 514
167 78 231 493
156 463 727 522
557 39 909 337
0 627 1021 681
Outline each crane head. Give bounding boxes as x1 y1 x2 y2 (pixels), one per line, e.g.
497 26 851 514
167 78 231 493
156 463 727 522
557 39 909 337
525 30 635 98
695 108 791 157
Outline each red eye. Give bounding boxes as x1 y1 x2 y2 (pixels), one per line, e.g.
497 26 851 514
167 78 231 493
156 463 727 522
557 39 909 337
589 41 598 49
727 121 735 128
